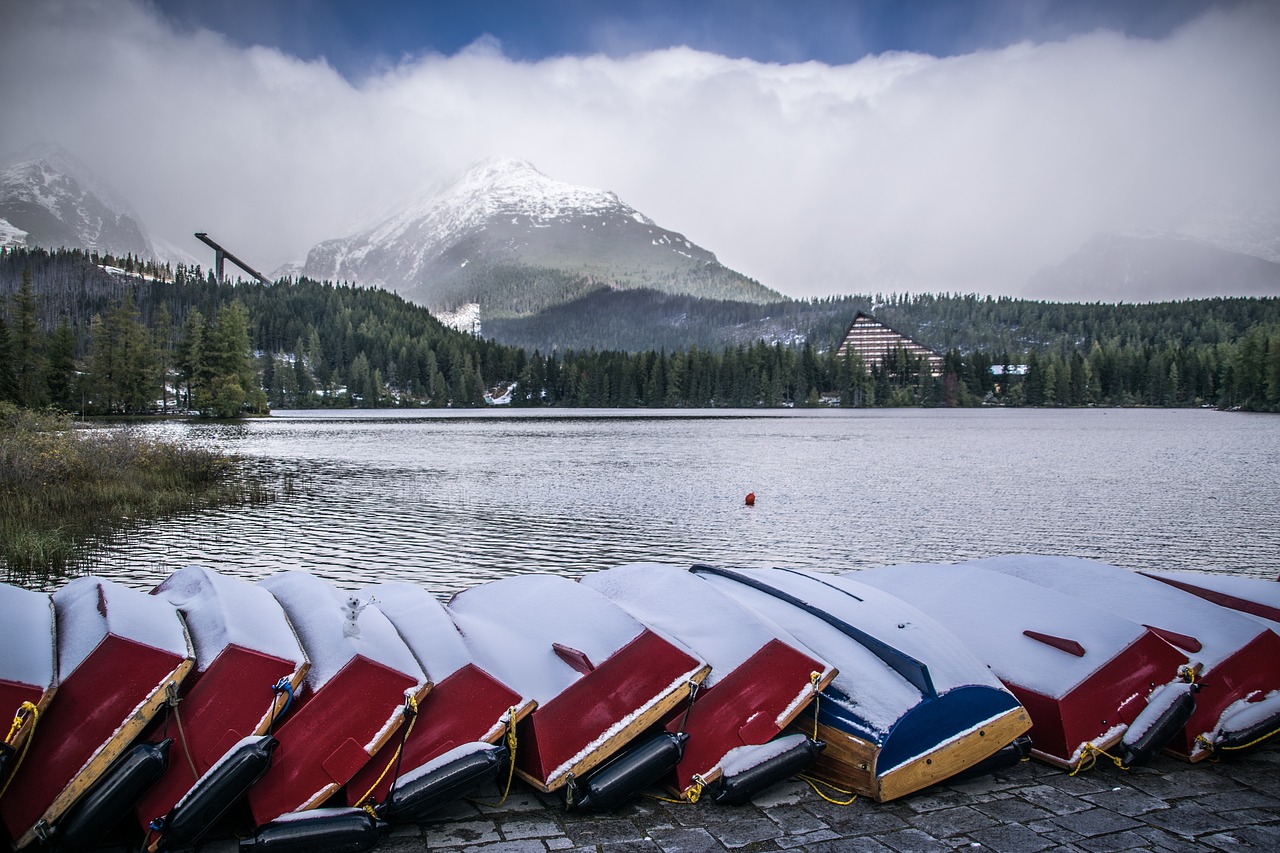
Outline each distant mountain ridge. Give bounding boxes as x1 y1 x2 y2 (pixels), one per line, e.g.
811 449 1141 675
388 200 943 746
1030 230 1280 302
299 157 780 315
0 144 155 260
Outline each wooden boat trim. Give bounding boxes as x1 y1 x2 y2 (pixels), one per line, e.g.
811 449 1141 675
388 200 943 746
17 656 195 850
519 662 711 793
875 705 1031 801
486 698 537 744
251 661 311 735
792 703 1030 802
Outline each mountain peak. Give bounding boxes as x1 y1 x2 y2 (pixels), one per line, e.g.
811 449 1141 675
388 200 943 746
0 141 154 259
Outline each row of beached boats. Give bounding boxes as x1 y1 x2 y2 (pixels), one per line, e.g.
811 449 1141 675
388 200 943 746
2 556 1278 852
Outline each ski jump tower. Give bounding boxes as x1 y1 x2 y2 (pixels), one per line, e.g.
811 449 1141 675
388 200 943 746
194 232 271 284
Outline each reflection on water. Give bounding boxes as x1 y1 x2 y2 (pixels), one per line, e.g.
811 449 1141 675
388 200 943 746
25 408 1280 594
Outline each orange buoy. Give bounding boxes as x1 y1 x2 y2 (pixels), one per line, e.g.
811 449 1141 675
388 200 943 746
745 492 756 506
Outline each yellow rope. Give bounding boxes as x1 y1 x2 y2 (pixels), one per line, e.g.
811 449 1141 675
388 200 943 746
798 774 858 805
0 702 39 801
1068 742 1128 776
809 672 821 742
645 773 706 805
357 695 420 816
468 707 520 808
166 681 200 783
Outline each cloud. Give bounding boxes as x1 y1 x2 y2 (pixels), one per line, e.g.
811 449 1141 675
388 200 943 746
2 0 1277 300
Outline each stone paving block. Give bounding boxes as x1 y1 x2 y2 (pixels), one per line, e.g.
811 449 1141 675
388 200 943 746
1080 786 1170 816
965 823 1056 853
750 780 813 808
1193 789 1280 812
1019 784 1097 816
428 819 502 847
546 838 574 851
502 816 567 841
1202 823 1280 850
1135 825 1207 853
777 828 840 849
879 827 946 853
972 794 1057 823
801 837 895 852
701 813 782 849
1139 801 1248 838
1072 828 1158 852
765 804 829 835
562 816 646 846
1051 807 1143 838
907 805 1000 838
646 826 725 853
902 789 976 813
806 804 910 836
460 841 548 853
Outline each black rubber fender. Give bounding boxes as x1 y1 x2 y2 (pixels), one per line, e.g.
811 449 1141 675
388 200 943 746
569 731 687 811
238 808 381 853
56 738 172 852
377 743 503 823
711 736 825 806
1122 685 1198 767
159 735 278 851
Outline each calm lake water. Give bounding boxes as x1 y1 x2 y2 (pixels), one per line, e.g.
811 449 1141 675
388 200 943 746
30 408 1280 594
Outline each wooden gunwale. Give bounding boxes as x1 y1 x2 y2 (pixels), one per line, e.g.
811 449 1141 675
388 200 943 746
520 663 711 793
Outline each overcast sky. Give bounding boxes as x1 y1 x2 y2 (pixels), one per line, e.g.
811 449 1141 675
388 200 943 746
2 0 1276 300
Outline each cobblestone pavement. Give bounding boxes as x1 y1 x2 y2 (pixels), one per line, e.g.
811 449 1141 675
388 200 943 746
199 742 1279 852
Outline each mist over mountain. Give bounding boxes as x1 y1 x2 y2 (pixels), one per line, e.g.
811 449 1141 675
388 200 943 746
297 157 780 316
1030 230 1280 303
0 144 155 260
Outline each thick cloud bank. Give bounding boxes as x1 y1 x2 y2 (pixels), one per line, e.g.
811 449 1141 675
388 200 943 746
2 0 1277 299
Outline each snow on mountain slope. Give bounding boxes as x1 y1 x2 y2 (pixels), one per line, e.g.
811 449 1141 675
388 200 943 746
300 157 776 311
0 144 155 260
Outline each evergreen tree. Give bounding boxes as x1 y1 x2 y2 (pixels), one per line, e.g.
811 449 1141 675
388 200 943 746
12 267 44 407
0 315 16 403
43 318 78 410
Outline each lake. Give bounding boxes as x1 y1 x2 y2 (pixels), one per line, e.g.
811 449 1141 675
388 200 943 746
32 407 1280 594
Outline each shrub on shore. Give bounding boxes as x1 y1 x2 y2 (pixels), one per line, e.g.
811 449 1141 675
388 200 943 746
0 403 270 576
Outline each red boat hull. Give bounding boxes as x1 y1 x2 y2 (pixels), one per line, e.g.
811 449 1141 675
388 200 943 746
134 644 306 831
1177 628 1280 760
517 629 704 790
0 636 192 848
667 638 825 792
344 663 528 807
1002 630 1189 766
245 657 420 825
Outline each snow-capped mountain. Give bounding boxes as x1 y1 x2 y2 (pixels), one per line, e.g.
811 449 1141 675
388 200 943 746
300 157 778 313
0 144 155 259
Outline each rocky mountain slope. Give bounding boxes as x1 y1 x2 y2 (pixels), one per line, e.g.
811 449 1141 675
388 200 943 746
298 157 779 315
0 144 155 260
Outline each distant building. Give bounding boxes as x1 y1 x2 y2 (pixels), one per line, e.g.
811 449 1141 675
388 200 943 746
836 312 944 376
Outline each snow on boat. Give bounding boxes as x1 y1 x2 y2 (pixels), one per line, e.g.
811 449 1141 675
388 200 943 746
1139 570 1280 627
580 563 836 802
0 584 56 801
342 582 535 821
853 563 1197 769
693 566 1031 802
978 555 1280 760
133 566 309 849
0 577 194 850
246 572 429 827
446 573 710 803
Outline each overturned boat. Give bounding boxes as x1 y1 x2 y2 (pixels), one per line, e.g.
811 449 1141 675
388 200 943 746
978 555 1280 759
1140 570 1280 627
581 563 836 803
693 566 1031 802
447 573 710 808
0 577 194 850
0 584 57 804
853 563 1197 769
133 566 309 852
246 572 430 827
342 582 535 822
